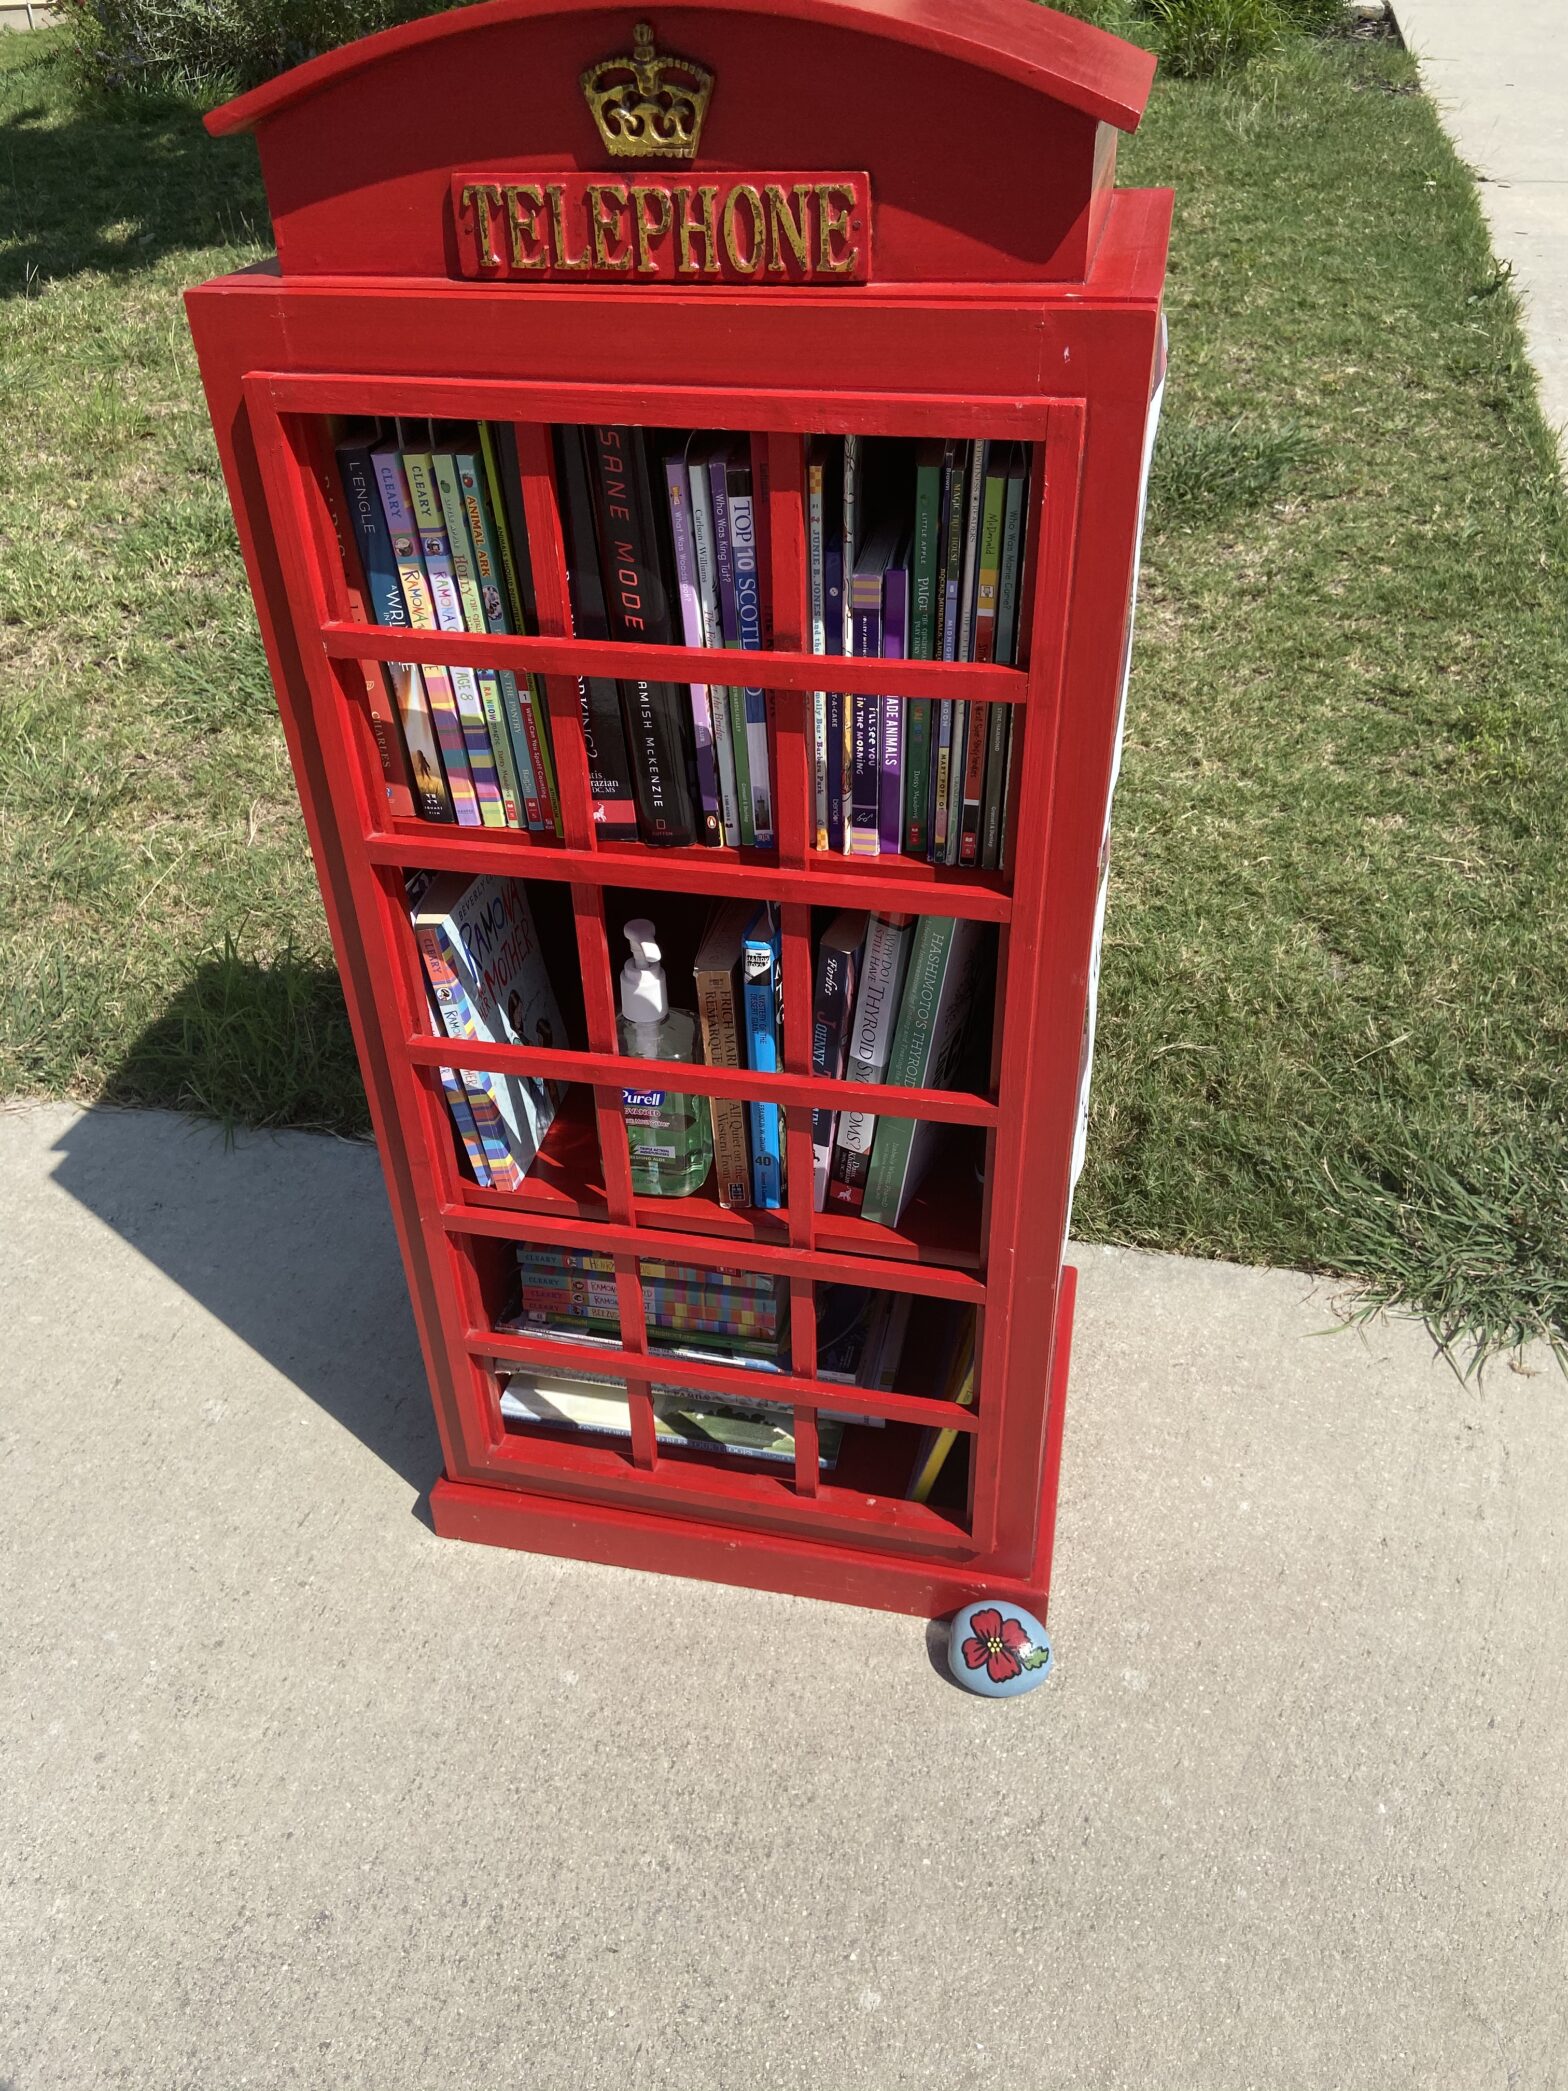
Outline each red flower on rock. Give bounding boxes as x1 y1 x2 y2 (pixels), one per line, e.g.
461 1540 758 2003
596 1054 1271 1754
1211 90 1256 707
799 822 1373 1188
960 1607 1033 1684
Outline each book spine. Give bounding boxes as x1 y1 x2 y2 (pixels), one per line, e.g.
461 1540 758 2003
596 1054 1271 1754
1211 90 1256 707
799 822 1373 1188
687 452 741 846
415 926 526 1191
860 915 954 1223
948 440 988 865
880 562 908 857
931 448 967 861
824 538 846 854
431 452 525 830
404 452 508 829
438 1062 493 1186
960 464 1007 867
693 955 753 1211
810 931 860 1211
828 913 913 1213
807 453 829 851
982 456 1029 871
663 452 722 845
848 592 881 857
338 443 450 823
906 448 943 856
325 443 417 820
554 425 640 838
478 424 560 836
370 449 481 826
742 918 785 1210
585 424 697 847
455 451 545 829
707 451 754 850
727 476 775 849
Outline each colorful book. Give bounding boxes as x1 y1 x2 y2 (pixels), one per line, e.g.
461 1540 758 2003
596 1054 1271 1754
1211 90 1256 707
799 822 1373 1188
663 445 722 844
429 443 527 830
828 911 915 1213
693 899 754 1211
334 433 449 823
402 446 509 828
412 873 567 1187
554 423 640 839
584 424 698 847
323 429 417 820
726 460 775 849
741 903 785 1209
810 910 867 1211
448 436 548 831
861 915 985 1226
686 436 742 846
369 444 482 826
880 540 909 856
478 423 561 836
701 440 753 849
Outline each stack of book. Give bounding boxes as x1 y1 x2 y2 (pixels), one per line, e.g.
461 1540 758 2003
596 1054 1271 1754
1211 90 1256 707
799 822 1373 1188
333 419 1028 867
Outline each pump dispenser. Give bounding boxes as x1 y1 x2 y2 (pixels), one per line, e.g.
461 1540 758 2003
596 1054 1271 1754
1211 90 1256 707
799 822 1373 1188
616 918 714 1196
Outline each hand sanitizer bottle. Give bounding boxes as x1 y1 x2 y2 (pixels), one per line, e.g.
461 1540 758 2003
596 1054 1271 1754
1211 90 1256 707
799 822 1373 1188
617 918 714 1197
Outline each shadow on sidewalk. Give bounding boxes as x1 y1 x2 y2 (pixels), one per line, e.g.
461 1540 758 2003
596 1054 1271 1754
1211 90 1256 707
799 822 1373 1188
47 1031 439 1492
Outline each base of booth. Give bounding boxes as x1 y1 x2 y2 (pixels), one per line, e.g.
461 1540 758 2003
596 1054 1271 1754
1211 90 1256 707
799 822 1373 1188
429 1267 1076 1622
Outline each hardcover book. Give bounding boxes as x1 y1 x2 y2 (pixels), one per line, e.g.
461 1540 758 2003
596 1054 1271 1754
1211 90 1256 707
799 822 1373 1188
697 439 754 849
860 914 985 1227
741 903 785 1210
828 911 915 1213
554 423 639 838
662 445 723 845
810 910 867 1211
684 435 742 844
692 899 754 1210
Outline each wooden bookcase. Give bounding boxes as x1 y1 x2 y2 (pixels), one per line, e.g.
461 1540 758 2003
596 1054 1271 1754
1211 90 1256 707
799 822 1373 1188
186 0 1168 1622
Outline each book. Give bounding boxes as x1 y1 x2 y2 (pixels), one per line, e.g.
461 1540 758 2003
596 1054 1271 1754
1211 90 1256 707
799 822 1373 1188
741 903 785 1209
412 872 567 1187
905 438 946 857
824 535 846 852
906 1317 977 1502
497 1370 845 1469
958 452 1008 866
402 445 509 828
685 435 742 845
848 522 900 857
726 458 775 848
478 423 561 836
880 539 909 856
692 899 754 1211
662 444 723 844
334 432 449 823
322 428 417 821
810 910 867 1211
981 444 1029 871
931 441 969 862
700 440 754 849
369 443 482 826
584 423 699 847
448 436 548 831
554 423 639 838
947 437 989 865
429 442 527 830
827 911 915 1213
806 439 830 851
860 914 985 1226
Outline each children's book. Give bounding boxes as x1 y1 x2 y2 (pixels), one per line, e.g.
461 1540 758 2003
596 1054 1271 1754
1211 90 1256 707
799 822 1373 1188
810 910 867 1211
861 914 985 1227
693 899 754 1211
370 443 482 826
428 440 528 830
741 903 785 1209
662 445 723 845
412 873 567 1187
402 444 509 828
828 911 914 1213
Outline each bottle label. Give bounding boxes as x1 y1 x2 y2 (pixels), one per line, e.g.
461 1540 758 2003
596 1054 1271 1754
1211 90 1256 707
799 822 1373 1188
622 1088 667 1110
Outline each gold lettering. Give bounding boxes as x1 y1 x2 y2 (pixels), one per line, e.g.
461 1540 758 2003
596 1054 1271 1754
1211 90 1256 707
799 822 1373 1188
502 183 548 270
546 182 592 272
460 182 503 270
722 183 766 276
764 182 812 275
588 182 633 271
674 185 721 275
630 185 674 274
814 182 859 276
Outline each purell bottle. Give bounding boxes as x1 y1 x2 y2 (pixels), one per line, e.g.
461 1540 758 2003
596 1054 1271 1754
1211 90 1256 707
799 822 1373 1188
616 918 714 1196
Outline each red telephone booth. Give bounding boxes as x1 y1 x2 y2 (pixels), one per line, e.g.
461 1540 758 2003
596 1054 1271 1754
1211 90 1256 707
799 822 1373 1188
186 0 1168 1629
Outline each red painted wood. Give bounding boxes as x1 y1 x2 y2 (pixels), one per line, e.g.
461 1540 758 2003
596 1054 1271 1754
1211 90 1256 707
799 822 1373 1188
185 0 1167 1625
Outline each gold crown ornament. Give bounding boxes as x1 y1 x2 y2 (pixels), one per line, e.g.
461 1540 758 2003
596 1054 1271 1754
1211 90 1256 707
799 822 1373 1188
581 21 714 161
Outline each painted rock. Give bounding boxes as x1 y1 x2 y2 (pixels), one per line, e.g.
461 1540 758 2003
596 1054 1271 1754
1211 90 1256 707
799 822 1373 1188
947 1601 1053 1698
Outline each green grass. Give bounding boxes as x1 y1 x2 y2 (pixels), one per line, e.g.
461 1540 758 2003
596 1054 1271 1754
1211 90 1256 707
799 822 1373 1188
2 23 1565 1360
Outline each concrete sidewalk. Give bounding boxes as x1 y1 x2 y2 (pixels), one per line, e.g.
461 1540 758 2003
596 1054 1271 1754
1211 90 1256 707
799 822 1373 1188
1393 0 1568 460
4 1099 1566 2088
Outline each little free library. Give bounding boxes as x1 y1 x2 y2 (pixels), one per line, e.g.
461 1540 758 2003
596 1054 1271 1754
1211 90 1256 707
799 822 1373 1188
185 0 1169 1653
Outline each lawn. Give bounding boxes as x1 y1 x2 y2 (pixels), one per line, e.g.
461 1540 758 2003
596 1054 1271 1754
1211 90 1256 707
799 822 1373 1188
1 20 1565 1357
